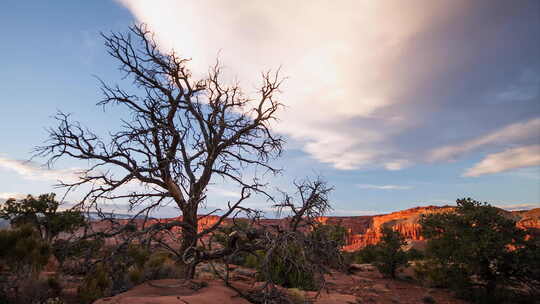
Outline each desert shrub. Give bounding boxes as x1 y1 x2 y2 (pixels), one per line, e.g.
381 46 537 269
260 240 319 291
53 238 104 273
124 246 182 286
350 244 379 264
413 260 453 288
373 226 409 279
0 224 74 303
309 223 347 247
213 220 255 266
0 193 86 244
420 198 539 303
12 277 60 304
307 224 347 269
77 263 112 304
287 288 306 304
422 295 436 304
127 266 144 284
0 224 51 275
45 298 66 304
243 250 264 269
406 248 424 261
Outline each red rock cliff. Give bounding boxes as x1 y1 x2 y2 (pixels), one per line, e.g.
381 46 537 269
330 206 540 251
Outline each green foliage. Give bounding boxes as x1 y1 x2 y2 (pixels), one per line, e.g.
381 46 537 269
422 295 436 304
0 225 57 302
262 241 319 291
53 238 104 266
0 224 50 275
77 263 112 304
349 244 379 264
309 223 347 247
420 198 539 303
373 226 408 278
0 193 86 243
287 288 306 304
243 250 264 269
124 246 181 286
406 248 424 261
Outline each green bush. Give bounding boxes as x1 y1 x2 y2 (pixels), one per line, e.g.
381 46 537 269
406 248 424 261
350 244 379 264
0 193 86 244
53 238 104 268
373 226 408 279
287 288 306 304
243 250 264 269
260 242 318 291
420 198 539 303
125 246 182 285
0 224 51 275
77 263 112 304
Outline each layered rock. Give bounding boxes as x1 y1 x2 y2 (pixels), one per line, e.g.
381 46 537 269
87 206 540 252
333 206 540 251
329 206 454 251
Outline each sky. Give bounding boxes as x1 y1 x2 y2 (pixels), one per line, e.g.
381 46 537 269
0 0 539 217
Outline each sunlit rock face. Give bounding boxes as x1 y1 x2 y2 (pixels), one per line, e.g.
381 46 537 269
319 206 540 252
87 206 539 251
513 209 540 240
318 206 453 252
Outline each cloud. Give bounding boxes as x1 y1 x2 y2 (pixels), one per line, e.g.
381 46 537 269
430 117 540 161
207 187 240 198
496 70 540 102
117 0 540 171
357 184 412 190
495 203 540 211
0 192 27 200
463 145 540 177
0 156 80 182
115 0 459 170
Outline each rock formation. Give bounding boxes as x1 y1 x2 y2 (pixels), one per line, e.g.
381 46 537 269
322 206 540 251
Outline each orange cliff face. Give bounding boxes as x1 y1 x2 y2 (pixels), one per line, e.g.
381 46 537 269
334 206 540 252
89 206 540 251
336 206 454 251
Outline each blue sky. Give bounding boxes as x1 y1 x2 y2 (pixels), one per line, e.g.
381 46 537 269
0 1 539 217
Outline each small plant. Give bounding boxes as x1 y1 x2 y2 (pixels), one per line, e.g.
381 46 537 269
77 263 112 304
373 226 408 279
260 239 319 291
420 198 540 302
0 193 86 244
287 288 306 304
422 295 436 304
351 244 379 264
45 298 66 304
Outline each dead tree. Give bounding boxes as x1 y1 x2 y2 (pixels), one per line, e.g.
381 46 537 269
202 178 344 303
36 24 284 279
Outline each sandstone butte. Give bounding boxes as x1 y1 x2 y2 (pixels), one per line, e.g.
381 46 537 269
97 205 540 252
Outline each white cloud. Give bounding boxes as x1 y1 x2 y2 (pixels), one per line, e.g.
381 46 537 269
496 70 540 102
207 187 240 198
117 0 467 171
0 192 27 200
495 203 540 211
357 184 412 190
463 145 540 177
429 117 540 161
0 156 80 182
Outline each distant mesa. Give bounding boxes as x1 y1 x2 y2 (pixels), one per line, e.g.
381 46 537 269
81 205 540 251
318 205 540 251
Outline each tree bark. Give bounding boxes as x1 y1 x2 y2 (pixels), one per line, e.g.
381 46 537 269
180 205 198 279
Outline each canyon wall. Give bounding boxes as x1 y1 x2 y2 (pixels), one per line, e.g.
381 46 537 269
90 206 540 251
322 206 540 251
